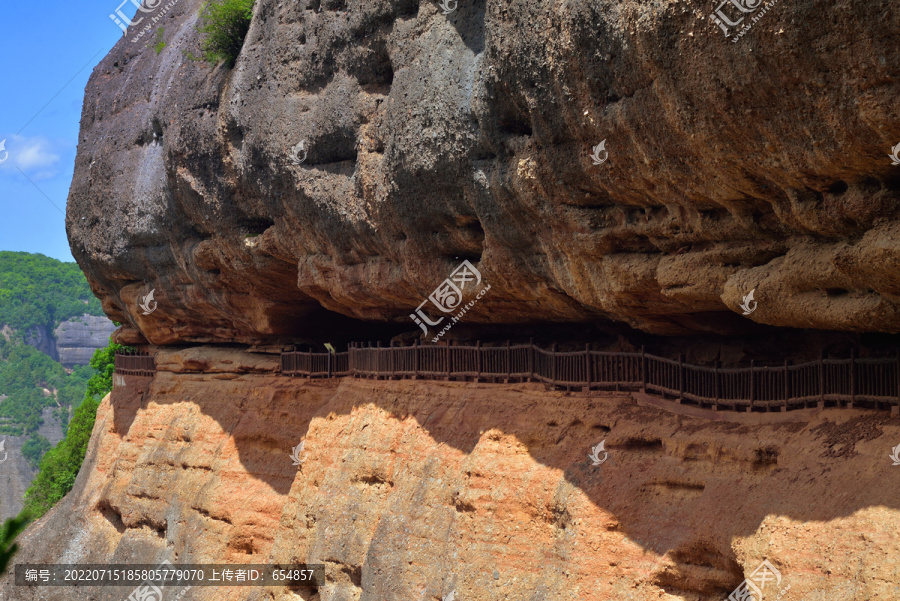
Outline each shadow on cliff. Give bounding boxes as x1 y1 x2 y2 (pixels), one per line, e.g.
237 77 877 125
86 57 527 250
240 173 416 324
110 369 900 597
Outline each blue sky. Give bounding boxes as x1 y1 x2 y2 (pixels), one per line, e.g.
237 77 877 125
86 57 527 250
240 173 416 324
0 1 141 262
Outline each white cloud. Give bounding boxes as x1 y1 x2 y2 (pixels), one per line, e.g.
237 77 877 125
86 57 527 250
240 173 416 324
4 135 61 171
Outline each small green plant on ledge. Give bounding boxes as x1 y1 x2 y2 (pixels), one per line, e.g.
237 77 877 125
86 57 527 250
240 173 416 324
195 0 256 66
154 28 166 54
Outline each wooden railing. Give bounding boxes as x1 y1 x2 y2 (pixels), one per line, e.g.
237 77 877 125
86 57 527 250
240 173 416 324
282 343 900 413
115 344 900 413
114 351 156 377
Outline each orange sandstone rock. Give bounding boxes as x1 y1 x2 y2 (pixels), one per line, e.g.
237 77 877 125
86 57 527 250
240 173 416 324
4 348 900 600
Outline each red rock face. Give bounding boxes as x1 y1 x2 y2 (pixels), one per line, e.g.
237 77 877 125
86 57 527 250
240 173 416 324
65 0 900 345
6 348 900 600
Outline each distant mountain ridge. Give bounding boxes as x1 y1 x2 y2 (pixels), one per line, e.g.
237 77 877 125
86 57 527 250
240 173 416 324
0 251 112 516
0 251 113 365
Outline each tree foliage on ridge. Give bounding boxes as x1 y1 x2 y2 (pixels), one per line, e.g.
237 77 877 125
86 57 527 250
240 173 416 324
19 342 123 521
0 251 103 332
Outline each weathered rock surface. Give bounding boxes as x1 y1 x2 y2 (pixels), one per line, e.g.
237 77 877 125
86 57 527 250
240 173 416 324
65 0 900 344
23 325 58 362
9 315 115 366
0 408 64 521
5 347 900 600
54 315 118 366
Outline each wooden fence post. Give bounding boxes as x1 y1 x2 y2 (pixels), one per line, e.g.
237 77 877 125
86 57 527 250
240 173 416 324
327 349 332 378
783 359 789 412
584 343 591 392
506 340 511 382
393 340 399 378
377 341 382 379
414 340 420 379
641 346 646 392
447 340 452 381
552 343 558 385
714 360 720 410
849 348 856 407
678 353 684 403
529 338 535 381
748 360 755 412
476 340 482 381
819 350 825 409
895 350 900 416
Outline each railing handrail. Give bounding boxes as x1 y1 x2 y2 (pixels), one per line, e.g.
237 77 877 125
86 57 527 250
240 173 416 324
280 344 900 413
113 352 156 377
115 345 900 414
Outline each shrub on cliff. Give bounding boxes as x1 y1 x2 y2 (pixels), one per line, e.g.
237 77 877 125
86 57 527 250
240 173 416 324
197 0 255 66
0 515 27 575
19 342 124 521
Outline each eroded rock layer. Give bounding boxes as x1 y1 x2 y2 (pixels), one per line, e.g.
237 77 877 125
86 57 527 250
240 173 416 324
5 347 900 600
66 0 900 343
55 315 118 366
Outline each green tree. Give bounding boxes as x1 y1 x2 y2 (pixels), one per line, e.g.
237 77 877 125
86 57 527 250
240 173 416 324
85 343 122 401
19 342 124 521
21 434 51 470
197 0 255 66
0 342 70 436
0 515 28 575
0 251 103 332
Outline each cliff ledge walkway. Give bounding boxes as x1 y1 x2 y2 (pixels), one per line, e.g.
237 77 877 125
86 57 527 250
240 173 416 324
114 342 900 415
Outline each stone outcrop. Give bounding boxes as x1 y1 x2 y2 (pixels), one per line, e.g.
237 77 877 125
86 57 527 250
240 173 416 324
23 325 58 362
54 315 118 366
4 347 900 600
64 0 900 345
10 315 115 366
0 408 64 521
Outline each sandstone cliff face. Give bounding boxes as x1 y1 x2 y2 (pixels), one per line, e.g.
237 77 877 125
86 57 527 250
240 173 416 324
54 315 118 366
5 348 900 600
65 0 900 344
